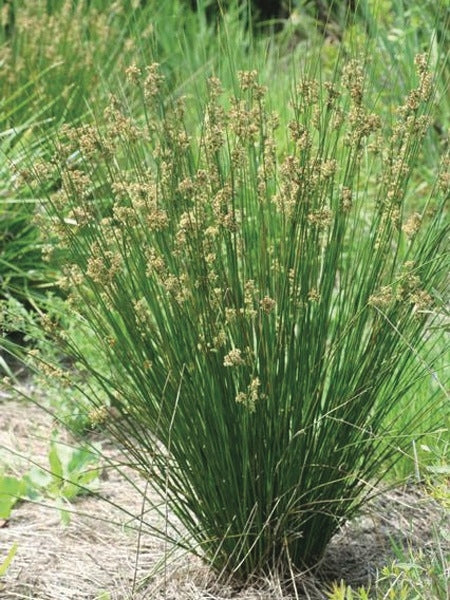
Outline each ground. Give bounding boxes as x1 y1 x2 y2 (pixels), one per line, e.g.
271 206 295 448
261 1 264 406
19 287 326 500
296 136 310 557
0 390 448 599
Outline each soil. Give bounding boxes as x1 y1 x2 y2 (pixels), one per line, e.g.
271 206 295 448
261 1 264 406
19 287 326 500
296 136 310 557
0 387 448 600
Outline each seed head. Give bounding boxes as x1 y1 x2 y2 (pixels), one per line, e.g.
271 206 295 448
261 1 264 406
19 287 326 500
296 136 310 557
260 296 276 314
402 213 422 238
369 286 394 309
125 64 141 84
223 348 244 367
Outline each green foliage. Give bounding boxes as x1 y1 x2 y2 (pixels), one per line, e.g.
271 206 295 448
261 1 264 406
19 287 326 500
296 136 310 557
0 472 26 519
0 0 274 126
26 44 448 580
0 436 100 525
0 543 17 578
0 296 45 375
424 447 450 510
24 439 101 524
388 340 449 480
27 440 100 500
377 539 450 600
0 196 48 306
327 580 371 600
0 82 58 308
327 526 450 599
94 592 112 600
0 0 144 124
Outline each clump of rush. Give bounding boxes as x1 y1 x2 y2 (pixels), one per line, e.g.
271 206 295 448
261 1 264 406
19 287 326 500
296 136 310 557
27 54 448 582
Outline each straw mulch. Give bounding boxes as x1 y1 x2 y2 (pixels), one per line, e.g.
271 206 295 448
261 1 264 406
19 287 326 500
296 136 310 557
1 393 448 600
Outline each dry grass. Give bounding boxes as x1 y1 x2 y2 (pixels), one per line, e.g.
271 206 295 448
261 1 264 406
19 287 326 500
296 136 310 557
0 393 448 600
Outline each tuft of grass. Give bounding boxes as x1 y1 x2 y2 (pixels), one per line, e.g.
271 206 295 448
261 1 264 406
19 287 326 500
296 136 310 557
22 42 449 583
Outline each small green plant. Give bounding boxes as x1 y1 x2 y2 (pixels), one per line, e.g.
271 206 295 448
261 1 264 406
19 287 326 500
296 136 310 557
327 580 371 600
376 539 450 600
26 46 448 583
426 466 450 511
0 543 18 577
1 433 101 525
327 522 450 600
24 439 101 524
0 472 26 519
94 592 111 600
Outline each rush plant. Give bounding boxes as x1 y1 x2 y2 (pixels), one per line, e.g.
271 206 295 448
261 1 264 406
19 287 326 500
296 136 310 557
27 54 448 581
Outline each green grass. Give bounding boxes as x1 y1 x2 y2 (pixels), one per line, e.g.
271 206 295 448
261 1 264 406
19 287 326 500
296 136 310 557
23 42 448 580
0 75 60 308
